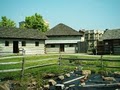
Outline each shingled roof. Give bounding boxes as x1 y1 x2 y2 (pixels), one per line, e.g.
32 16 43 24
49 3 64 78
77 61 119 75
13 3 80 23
46 23 82 36
102 29 120 40
0 27 47 40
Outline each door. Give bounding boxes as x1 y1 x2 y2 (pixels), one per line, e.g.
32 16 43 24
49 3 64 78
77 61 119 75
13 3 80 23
13 41 19 53
60 44 64 52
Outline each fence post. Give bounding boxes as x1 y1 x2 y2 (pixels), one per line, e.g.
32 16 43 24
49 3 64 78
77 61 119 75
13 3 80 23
58 52 62 65
100 55 103 69
21 48 25 79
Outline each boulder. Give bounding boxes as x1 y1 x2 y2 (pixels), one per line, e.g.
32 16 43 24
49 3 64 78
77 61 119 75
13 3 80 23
80 82 86 86
55 84 65 90
43 84 49 90
44 73 56 78
32 81 37 86
48 79 57 86
114 72 120 77
58 75 64 80
82 70 91 75
39 87 43 90
102 76 116 81
0 81 10 90
65 73 70 78
80 79 86 86
27 79 37 90
0 85 6 90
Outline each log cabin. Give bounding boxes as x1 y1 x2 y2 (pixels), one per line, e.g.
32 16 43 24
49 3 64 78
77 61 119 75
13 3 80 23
0 27 47 55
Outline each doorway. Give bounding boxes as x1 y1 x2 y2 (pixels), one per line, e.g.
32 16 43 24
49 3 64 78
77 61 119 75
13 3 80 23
13 41 19 53
60 44 64 52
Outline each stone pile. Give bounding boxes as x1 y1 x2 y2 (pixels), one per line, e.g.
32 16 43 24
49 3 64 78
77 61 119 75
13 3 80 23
114 72 120 77
102 76 116 81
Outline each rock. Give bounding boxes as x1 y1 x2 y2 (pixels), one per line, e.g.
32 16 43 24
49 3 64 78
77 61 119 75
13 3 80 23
65 73 70 78
58 75 64 80
81 82 86 86
0 81 10 90
82 70 91 75
0 85 6 90
32 81 37 86
48 79 56 86
102 76 116 81
43 84 49 90
44 73 56 78
80 79 86 86
75 67 78 70
55 84 65 90
74 67 78 72
27 79 37 90
80 79 85 83
70 71 74 74
39 87 43 90
114 72 120 77
4 81 10 90
27 83 32 89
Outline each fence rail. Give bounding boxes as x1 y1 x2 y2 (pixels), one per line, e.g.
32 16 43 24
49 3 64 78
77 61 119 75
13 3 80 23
59 55 120 69
0 49 58 79
0 63 57 73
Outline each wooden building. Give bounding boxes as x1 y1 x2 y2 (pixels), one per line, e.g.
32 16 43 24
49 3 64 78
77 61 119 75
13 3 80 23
98 29 120 54
45 23 83 53
0 27 47 55
97 41 104 55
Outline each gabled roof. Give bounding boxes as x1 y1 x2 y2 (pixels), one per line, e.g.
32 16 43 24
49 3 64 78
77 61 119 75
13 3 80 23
46 23 82 36
102 29 120 40
0 27 47 40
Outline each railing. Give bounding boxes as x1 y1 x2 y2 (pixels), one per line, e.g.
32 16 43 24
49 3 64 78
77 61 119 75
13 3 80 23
59 55 120 69
0 49 57 79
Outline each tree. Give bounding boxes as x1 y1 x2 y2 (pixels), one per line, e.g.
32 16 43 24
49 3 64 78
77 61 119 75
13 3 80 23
24 13 49 32
0 16 16 27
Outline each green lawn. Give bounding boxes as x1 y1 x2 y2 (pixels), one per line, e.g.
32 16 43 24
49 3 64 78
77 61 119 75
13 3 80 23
60 55 120 72
0 54 120 80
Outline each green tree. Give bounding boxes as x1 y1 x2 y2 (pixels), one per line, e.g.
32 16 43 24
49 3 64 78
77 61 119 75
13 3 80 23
0 16 16 27
24 13 49 32
19 21 25 29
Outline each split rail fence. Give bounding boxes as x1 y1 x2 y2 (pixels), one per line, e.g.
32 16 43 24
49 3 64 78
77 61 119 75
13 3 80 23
0 49 57 78
58 55 120 69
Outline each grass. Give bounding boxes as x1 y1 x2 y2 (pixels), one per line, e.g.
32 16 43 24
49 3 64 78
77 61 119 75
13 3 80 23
0 54 120 81
0 54 120 90
0 55 58 70
61 54 120 72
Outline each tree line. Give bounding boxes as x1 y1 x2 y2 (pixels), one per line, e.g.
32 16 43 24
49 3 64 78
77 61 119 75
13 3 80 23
0 13 49 32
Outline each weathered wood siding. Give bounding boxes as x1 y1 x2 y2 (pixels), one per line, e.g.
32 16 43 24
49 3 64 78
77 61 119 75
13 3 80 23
46 45 59 53
65 45 76 53
0 39 45 55
20 40 45 54
0 39 13 54
45 36 81 53
46 44 77 54
45 36 81 44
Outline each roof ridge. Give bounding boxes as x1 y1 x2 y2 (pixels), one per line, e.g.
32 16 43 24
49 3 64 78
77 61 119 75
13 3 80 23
46 23 82 36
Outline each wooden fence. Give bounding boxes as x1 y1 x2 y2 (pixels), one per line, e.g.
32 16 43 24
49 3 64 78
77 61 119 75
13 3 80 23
59 55 120 69
0 49 57 79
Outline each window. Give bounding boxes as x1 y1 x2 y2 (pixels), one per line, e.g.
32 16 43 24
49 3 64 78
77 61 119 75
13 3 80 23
69 44 74 47
22 41 26 46
105 42 108 45
5 41 9 46
51 44 55 47
35 42 39 46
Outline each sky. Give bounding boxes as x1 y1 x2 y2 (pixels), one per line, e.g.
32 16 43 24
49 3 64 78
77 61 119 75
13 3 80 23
0 0 120 31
